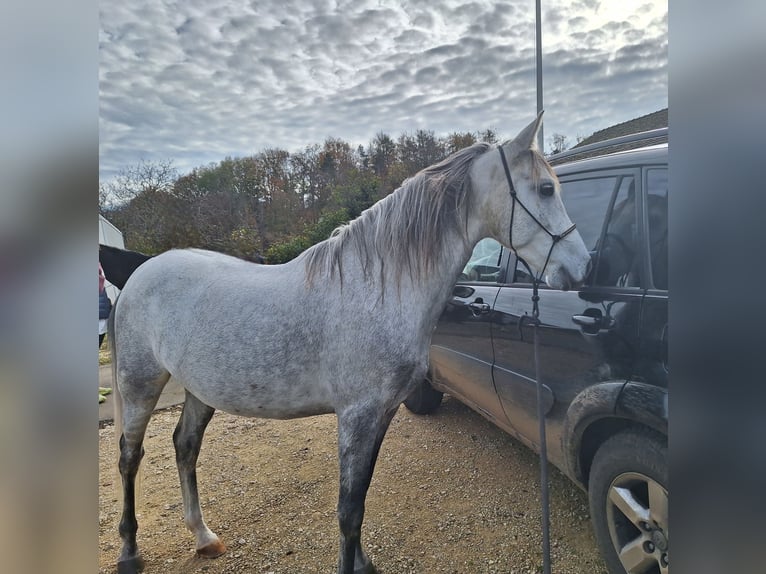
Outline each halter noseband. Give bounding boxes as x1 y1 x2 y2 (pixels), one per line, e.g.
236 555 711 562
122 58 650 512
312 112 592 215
498 145 577 285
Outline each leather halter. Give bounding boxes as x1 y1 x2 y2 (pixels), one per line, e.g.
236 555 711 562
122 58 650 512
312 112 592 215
498 144 577 574
498 145 577 284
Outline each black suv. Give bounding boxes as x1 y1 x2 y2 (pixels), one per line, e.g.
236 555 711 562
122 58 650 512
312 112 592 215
405 129 669 574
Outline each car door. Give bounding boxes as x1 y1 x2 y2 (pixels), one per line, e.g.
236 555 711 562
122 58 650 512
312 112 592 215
490 170 645 465
629 166 669 396
429 238 507 423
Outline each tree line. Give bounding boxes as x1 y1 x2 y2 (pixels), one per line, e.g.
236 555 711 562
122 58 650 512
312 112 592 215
100 127 569 264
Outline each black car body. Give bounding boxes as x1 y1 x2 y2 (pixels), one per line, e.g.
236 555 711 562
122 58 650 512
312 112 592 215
406 129 669 574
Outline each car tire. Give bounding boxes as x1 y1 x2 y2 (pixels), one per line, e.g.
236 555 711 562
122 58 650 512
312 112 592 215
403 376 443 414
588 428 668 574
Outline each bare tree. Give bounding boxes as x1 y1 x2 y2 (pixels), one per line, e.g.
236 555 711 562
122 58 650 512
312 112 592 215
100 159 178 207
477 128 499 145
100 159 180 252
547 133 570 155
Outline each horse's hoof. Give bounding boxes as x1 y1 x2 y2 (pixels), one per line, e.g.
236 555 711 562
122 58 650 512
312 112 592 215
354 563 378 574
116 556 145 574
196 539 227 558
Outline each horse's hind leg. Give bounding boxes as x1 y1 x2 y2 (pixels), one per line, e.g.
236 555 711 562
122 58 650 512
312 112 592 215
336 405 397 574
118 430 145 574
173 390 226 558
117 372 169 574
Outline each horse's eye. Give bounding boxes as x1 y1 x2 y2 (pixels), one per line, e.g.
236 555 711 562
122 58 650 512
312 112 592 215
540 182 555 197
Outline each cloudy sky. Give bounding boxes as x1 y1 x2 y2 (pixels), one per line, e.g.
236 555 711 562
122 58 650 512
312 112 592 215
99 0 667 182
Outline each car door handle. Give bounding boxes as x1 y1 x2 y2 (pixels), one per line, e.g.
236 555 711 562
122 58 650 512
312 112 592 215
572 312 615 332
572 314 600 327
468 300 491 315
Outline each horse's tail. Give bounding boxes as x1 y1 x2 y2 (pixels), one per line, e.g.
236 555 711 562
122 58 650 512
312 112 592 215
108 301 122 476
109 297 145 502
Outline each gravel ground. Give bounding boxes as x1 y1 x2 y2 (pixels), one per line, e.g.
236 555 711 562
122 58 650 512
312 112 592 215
99 396 607 574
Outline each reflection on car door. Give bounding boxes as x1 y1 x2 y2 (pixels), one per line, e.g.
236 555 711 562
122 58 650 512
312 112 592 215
430 239 506 423
490 171 644 467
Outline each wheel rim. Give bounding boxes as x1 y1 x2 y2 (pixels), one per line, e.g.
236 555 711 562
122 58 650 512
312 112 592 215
605 471 668 574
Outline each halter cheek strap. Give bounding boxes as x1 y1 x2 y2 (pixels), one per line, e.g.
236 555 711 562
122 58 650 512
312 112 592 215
497 146 577 285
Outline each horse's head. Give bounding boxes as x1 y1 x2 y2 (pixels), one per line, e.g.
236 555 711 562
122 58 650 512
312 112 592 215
473 113 591 290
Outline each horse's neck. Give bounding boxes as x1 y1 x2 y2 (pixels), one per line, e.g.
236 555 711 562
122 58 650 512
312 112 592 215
327 166 493 326
413 180 498 320
400 225 484 334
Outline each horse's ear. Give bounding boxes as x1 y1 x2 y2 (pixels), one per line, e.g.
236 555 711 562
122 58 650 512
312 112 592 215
511 111 544 152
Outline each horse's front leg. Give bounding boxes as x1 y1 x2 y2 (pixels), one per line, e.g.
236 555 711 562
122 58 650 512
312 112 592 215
173 391 226 558
336 405 396 574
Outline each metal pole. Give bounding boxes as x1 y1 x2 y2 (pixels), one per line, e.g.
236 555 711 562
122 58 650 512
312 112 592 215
534 9 552 573
535 0 544 151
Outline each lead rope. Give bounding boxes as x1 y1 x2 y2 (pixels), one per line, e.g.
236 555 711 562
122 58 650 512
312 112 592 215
516 257 551 574
499 145 576 574
530 268 551 574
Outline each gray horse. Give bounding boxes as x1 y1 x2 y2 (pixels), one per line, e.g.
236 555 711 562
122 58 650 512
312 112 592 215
110 114 591 574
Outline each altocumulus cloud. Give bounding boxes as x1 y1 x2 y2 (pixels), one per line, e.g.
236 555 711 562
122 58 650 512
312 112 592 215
100 0 666 181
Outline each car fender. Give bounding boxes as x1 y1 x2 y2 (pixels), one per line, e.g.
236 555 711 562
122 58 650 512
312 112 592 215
562 381 668 486
561 382 625 485
615 381 668 437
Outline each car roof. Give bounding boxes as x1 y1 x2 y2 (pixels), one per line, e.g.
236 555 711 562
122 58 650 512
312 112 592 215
553 143 667 176
548 127 668 175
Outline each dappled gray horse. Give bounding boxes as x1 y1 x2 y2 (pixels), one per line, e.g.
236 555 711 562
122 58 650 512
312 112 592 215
111 114 591 574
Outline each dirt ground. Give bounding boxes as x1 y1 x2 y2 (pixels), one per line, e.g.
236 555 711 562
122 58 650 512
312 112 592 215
99 397 607 574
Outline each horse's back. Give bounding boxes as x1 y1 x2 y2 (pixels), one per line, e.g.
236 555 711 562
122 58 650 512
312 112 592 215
125 248 253 284
121 248 279 303
116 248 299 344
113 249 336 416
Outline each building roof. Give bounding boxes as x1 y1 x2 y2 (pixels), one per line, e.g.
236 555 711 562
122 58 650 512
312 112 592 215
574 108 667 148
547 108 668 166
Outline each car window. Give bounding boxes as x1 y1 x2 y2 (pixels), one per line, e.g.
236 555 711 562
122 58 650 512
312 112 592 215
593 176 640 288
512 174 625 285
559 177 616 250
459 238 503 283
647 168 668 290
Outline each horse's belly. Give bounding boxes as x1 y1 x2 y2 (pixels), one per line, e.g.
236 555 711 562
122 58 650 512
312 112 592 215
180 372 336 420
212 394 336 419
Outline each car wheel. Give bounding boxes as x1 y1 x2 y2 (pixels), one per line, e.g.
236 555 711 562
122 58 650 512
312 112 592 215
403 375 443 414
588 428 668 574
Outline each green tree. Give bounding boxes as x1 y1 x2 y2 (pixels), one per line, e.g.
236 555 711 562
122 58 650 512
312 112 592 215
446 131 477 155
329 171 381 219
368 132 397 179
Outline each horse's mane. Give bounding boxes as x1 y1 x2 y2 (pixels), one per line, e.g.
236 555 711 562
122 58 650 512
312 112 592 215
304 142 492 288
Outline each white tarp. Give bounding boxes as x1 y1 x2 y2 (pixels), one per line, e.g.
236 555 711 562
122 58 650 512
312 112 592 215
99 214 124 302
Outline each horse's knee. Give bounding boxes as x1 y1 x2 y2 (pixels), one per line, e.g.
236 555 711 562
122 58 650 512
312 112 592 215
119 434 144 456
118 442 144 476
